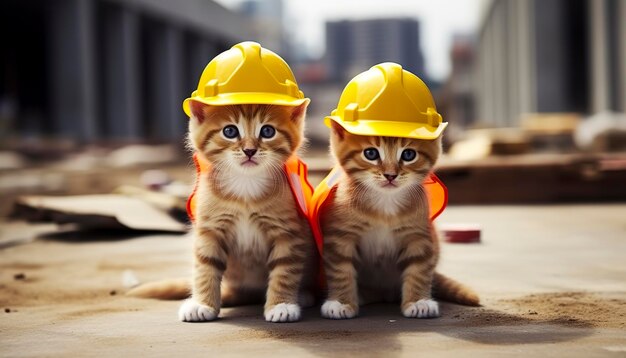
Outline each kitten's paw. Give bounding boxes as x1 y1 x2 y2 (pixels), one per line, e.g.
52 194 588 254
178 299 218 322
402 299 439 318
264 303 301 323
321 300 357 319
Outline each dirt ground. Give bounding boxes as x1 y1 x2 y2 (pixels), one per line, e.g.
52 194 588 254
1 204 625 357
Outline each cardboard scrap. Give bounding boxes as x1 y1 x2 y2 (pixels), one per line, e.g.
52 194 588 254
13 195 186 233
448 128 531 161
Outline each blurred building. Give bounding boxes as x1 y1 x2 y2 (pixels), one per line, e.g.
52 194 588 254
475 0 626 126
237 0 287 60
437 34 477 131
0 0 249 145
325 18 426 82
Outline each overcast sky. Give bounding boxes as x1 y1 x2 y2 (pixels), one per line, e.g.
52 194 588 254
215 0 482 81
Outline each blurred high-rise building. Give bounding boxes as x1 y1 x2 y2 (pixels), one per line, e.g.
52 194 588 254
0 0 249 145
475 0 626 126
437 34 477 130
237 0 288 59
325 18 426 82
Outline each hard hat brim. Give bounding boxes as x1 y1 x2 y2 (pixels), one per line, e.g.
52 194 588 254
325 116 447 140
183 94 309 117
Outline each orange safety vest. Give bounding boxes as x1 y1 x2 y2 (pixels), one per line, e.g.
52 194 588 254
187 155 447 259
186 152 316 227
308 166 448 255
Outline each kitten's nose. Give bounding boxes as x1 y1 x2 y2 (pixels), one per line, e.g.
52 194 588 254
384 173 398 182
243 148 257 158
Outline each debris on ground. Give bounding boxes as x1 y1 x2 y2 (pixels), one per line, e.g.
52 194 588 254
575 111 626 152
13 273 26 280
122 270 141 288
106 145 181 168
12 195 187 233
0 151 27 170
112 185 187 223
439 224 481 243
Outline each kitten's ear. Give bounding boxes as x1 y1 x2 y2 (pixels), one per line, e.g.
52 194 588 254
330 120 346 140
290 99 310 124
189 100 211 124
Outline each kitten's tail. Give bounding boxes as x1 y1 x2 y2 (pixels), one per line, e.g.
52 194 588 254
126 278 191 300
432 272 480 306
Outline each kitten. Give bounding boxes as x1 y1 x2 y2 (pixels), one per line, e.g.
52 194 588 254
178 100 317 323
320 121 479 319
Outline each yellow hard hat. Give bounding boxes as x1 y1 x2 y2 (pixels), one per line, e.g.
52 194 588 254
325 62 447 140
183 41 308 116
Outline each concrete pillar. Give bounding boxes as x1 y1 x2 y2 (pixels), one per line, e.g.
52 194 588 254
483 18 497 125
102 6 141 140
473 29 485 123
618 0 626 112
534 0 570 112
187 38 217 95
477 19 488 124
492 1 506 126
589 0 610 113
506 0 519 126
48 0 97 142
474 31 484 123
517 0 536 117
148 24 186 141
165 27 186 140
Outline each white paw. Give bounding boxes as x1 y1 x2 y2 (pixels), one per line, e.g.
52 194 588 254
264 303 301 323
178 299 218 322
321 300 357 319
403 299 439 318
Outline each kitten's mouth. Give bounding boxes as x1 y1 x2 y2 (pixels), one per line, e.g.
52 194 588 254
241 159 258 167
381 182 397 188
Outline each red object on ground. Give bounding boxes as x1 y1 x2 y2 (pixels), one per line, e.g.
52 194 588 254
441 224 481 243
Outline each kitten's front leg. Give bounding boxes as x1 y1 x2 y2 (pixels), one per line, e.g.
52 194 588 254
398 238 439 318
321 235 359 319
179 228 228 322
264 233 309 323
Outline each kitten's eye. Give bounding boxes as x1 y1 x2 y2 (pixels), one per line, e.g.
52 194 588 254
260 125 276 139
363 147 380 161
401 149 417 162
223 125 239 139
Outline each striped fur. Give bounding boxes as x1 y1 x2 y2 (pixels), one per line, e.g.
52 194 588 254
180 101 317 323
321 122 479 320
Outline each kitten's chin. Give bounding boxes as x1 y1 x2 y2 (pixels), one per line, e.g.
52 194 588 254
240 159 259 168
360 183 409 216
380 182 398 189
376 181 403 192
233 159 275 175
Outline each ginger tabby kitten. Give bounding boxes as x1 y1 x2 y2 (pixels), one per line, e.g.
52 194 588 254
179 100 317 323
321 122 479 319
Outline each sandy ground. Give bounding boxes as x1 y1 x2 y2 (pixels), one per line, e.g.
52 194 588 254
1 204 625 357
